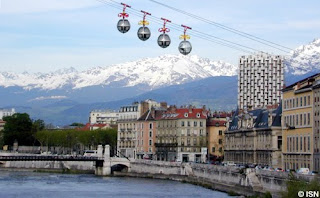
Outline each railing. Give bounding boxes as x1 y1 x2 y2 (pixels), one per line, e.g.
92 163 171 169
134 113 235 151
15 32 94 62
0 155 104 162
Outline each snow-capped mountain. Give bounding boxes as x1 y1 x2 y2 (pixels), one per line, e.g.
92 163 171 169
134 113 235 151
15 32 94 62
286 38 320 75
0 54 237 90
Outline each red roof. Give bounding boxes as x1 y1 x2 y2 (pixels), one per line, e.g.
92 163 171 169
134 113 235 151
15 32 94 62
207 120 226 127
156 108 207 120
77 123 109 131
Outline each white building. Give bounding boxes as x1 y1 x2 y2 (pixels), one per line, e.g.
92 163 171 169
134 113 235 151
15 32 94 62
238 53 284 110
0 108 15 120
89 110 119 125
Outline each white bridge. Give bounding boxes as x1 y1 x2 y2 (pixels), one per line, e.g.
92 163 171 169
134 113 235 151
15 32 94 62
95 145 131 176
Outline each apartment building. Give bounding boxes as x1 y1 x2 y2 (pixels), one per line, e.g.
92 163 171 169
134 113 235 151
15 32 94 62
155 106 207 163
225 105 282 168
136 107 166 159
206 112 232 161
282 73 320 171
117 100 165 159
238 53 284 110
89 110 119 125
0 108 15 120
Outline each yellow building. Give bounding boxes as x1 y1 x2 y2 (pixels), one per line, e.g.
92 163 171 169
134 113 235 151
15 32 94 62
206 112 231 161
282 73 320 171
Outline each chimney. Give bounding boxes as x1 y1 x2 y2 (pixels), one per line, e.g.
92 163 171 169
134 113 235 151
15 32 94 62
140 101 149 116
160 102 167 109
188 105 192 113
151 107 156 118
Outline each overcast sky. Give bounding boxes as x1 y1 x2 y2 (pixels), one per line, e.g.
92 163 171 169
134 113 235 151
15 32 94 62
0 0 319 73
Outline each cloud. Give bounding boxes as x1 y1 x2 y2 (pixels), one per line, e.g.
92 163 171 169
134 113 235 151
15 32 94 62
28 95 67 101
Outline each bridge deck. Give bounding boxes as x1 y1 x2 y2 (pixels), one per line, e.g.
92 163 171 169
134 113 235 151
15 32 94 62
0 155 104 162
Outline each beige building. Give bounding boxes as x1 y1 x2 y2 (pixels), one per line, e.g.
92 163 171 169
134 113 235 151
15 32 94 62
225 106 282 168
282 73 320 171
206 112 232 161
117 100 165 159
155 106 207 163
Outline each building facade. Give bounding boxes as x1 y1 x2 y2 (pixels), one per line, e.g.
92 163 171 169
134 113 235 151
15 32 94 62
89 110 119 125
117 100 166 159
206 112 232 161
238 53 284 110
155 106 207 163
282 73 320 171
225 106 282 168
0 108 15 120
136 108 165 159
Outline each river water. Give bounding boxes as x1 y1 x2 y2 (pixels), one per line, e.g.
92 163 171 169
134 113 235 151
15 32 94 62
0 170 232 198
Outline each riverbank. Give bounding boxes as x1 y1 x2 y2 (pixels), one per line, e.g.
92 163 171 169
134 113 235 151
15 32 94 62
113 171 257 197
0 167 94 174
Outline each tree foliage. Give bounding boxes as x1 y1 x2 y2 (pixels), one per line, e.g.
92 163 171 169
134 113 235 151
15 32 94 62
2 113 45 146
35 128 117 155
282 173 320 198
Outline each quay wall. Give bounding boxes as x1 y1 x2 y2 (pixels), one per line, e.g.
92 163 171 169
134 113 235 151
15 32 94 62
124 160 315 198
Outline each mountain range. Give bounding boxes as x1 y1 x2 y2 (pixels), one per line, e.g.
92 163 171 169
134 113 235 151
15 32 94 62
1 39 320 125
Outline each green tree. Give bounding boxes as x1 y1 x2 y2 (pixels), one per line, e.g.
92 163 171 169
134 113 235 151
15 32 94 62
282 173 320 198
3 113 34 146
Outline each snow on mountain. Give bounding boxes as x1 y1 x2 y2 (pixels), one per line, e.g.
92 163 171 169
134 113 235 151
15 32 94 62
286 38 320 75
0 54 237 90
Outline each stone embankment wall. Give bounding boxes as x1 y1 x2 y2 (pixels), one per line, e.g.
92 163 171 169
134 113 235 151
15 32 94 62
124 160 315 197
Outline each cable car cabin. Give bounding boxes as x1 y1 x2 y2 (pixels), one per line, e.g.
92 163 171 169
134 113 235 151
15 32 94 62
157 33 171 48
137 26 151 41
178 40 192 55
117 19 130 33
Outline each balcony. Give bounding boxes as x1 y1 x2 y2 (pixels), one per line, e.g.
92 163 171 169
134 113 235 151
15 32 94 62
155 143 178 147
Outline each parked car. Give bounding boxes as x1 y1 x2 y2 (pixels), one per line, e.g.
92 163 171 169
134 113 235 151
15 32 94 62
296 168 310 175
309 171 318 175
83 150 98 157
275 168 284 172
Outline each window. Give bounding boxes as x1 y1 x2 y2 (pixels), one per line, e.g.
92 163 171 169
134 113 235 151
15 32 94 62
149 140 152 146
194 121 197 127
187 138 190 146
304 114 306 125
193 138 197 145
308 95 310 105
304 96 307 106
200 129 203 136
187 129 190 136
184 113 188 117
304 136 306 152
219 147 222 153
308 136 310 151
219 139 222 144
300 136 303 151
219 130 223 136
296 98 298 107
212 147 215 152
296 114 299 126
187 121 191 127
196 113 200 118
300 97 303 107
141 131 143 137
300 114 303 126
200 122 203 127
149 123 153 129
149 131 152 137
296 137 298 152
180 121 185 127
308 113 310 125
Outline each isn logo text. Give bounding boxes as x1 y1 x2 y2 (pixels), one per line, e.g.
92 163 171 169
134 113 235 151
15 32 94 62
298 191 320 198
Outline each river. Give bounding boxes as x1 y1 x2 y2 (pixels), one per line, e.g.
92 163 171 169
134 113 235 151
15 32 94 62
0 170 232 198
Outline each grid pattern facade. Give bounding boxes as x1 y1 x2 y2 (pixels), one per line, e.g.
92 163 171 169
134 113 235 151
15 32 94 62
238 53 284 110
